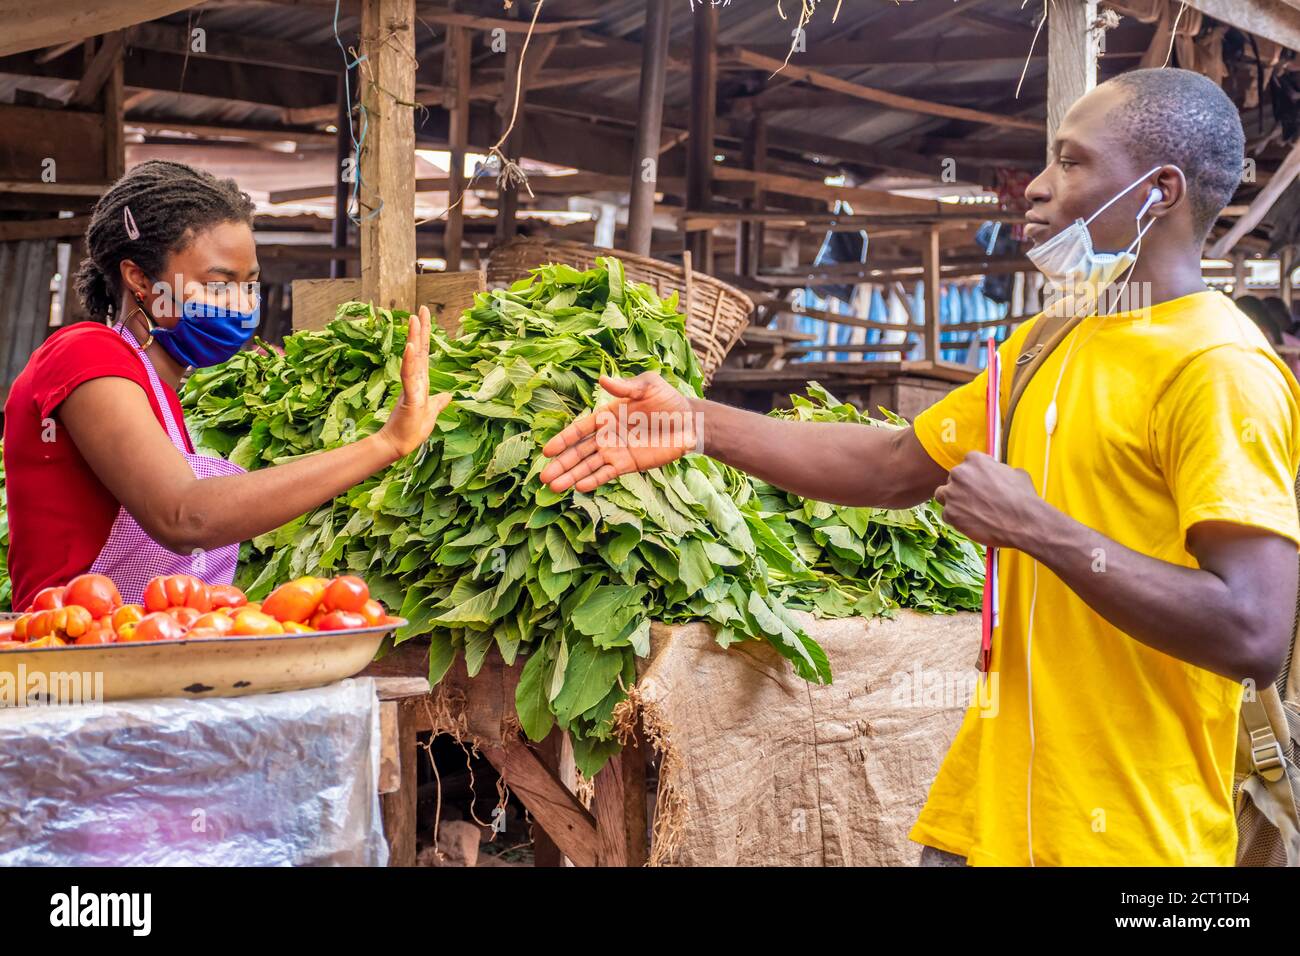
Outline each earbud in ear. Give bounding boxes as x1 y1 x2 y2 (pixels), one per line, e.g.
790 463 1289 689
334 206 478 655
1136 188 1163 219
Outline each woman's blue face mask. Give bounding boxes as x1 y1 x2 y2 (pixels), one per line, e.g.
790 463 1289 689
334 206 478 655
148 286 259 369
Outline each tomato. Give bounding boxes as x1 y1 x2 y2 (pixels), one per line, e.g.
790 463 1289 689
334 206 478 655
128 612 188 643
209 583 248 610
26 635 67 648
29 586 66 612
112 604 145 633
359 599 386 626
13 614 31 642
261 581 323 624
64 573 122 618
191 612 234 634
314 610 367 631
186 627 226 640
322 576 369 614
231 609 284 636
282 621 314 634
165 606 202 628
142 575 211 613
28 606 93 640
75 624 116 645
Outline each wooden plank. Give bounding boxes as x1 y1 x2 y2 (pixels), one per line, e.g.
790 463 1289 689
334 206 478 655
358 0 417 312
725 46 1044 133
531 727 566 867
375 677 432 700
0 106 107 185
378 699 402 794
0 0 194 58
379 696 419 865
102 38 125 182
290 270 484 335
126 21 342 74
0 216 90 242
0 181 105 196
480 736 600 869
495 3 524 243
1182 0 1300 52
711 167 938 215
1047 0 1099 155
418 9 598 34
125 118 334 146
627 0 671 257
443 23 470 271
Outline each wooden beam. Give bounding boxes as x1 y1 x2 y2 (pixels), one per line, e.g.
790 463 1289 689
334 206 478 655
332 73 350 279
480 736 599 869
443 21 470 270
0 216 90 242
711 166 940 215
725 46 1044 133
70 31 125 108
0 0 193 58
102 37 125 182
1209 139 1300 258
1183 0 1300 52
0 181 105 196
686 3 718 267
126 21 342 75
627 0 671 257
495 3 524 242
1283 246 1295 309
358 0 416 311
591 729 648 867
738 116 765 277
124 118 335 146
1047 0 1099 154
417 9 599 34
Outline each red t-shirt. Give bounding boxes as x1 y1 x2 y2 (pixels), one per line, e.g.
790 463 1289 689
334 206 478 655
3 323 194 611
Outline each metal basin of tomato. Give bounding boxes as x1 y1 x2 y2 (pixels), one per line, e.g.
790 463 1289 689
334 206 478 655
0 614 405 706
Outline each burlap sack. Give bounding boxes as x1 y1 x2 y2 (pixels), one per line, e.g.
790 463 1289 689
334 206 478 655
628 610 979 866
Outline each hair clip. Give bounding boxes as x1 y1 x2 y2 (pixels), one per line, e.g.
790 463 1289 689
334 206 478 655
123 205 140 240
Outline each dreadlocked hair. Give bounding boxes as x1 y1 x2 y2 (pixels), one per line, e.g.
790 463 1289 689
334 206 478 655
74 160 255 320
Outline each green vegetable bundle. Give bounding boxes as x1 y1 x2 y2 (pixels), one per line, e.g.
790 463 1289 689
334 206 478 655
183 259 833 775
756 384 983 617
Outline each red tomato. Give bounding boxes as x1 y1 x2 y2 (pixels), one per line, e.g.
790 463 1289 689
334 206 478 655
127 612 188 643
28 606 93 640
314 610 367 631
322 576 369 614
358 599 386 626
209 584 248 610
191 612 234 634
12 614 31 642
75 624 116 646
64 573 122 618
29 586 66 612
186 627 226 640
165 606 202 628
231 609 285 637
261 581 323 624
142 575 212 613
283 621 314 634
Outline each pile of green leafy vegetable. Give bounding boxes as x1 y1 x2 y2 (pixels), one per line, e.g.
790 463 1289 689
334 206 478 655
183 259 839 774
755 384 982 617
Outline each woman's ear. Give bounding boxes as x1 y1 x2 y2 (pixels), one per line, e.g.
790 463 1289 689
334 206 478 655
118 258 150 304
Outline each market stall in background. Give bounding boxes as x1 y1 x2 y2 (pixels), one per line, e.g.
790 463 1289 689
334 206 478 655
0 0 1297 867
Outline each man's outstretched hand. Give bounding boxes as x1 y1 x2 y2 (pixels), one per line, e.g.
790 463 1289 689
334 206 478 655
539 372 698 493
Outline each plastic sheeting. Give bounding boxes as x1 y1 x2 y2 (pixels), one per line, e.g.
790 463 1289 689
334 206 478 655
0 678 388 866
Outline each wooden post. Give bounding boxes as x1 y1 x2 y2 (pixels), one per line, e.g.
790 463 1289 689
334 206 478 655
922 225 941 362
685 2 717 270
627 0 671 257
379 697 419 866
1046 0 1098 156
1231 252 1247 298
1282 247 1295 309
359 0 416 311
102 39 124 182
444 25 471 270
332 72 350 279
737 115 766 276
591 724 648 866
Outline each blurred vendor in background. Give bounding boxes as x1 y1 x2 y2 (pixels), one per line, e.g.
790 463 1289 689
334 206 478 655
3 160 450 609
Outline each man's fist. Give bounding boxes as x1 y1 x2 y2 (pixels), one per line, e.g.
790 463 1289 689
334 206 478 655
934 451 1043 549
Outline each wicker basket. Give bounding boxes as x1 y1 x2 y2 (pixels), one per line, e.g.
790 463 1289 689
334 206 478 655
487 237 753 385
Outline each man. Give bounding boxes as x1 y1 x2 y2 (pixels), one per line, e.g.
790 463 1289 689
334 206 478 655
538 68 1300 866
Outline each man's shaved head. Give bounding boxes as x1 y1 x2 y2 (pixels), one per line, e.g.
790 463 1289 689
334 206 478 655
1103 68 1245 236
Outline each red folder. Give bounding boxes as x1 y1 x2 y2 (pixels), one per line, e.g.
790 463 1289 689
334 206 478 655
980 334 1001 674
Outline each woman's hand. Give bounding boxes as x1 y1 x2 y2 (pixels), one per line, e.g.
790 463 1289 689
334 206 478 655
377 306 452 461
539 372 698 493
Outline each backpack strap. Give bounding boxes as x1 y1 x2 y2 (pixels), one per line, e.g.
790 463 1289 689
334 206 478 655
1000 308 1091 461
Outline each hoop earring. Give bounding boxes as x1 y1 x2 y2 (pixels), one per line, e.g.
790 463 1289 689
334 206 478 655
120 305 158 350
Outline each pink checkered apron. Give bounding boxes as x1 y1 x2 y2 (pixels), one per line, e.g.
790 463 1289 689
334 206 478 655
87 326 243 604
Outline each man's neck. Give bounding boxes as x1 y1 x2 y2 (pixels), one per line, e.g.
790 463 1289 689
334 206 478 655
1122 238 1209 307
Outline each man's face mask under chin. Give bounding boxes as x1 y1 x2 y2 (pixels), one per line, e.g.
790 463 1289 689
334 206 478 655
1026 165 1174 317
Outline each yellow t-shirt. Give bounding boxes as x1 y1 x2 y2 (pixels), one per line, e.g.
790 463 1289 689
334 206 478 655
910 290 1300 866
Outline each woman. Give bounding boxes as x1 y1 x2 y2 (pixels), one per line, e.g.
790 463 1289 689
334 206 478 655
3 160 450 609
